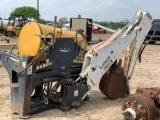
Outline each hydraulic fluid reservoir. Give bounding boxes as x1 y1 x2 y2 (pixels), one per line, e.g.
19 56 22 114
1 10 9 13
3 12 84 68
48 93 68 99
18 22 87 56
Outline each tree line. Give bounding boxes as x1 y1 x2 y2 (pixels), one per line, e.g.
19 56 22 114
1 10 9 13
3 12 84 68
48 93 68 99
99 19 130 30
10 6 130 29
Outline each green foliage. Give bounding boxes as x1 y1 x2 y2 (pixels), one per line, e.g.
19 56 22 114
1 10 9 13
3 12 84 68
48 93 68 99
39 18 45 24
11 6 39 20
101 22 107 27
100 20 130 30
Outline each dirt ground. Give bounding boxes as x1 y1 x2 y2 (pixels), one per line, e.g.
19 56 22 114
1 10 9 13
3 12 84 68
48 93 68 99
0 34 160 120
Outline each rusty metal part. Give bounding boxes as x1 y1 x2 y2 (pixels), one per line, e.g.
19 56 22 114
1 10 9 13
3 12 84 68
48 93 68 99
136 87 160 106
99 59 129 99
122 93 159 120
123 40 136 78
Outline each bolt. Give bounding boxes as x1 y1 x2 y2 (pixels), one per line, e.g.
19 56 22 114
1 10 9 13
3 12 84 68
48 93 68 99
138 27 142 31
95 53 98 56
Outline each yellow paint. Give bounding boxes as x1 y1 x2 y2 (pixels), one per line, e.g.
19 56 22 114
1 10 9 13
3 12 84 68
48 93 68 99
6 26 22 36
18 22 87 56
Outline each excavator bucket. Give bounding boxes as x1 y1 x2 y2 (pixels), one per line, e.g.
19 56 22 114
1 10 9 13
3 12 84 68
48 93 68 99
99 59 129 99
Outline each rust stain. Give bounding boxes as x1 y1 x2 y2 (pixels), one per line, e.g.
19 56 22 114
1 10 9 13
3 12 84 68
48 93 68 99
136 87 160 102
123 41 135 78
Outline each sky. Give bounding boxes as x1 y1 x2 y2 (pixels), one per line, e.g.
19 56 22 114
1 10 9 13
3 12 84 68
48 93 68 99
0 0 160 22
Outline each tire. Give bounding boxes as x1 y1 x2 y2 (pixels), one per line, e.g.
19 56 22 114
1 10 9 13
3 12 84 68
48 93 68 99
7 32 16 37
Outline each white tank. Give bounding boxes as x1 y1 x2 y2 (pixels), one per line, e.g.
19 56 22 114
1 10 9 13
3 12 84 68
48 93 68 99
0 19 9 29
